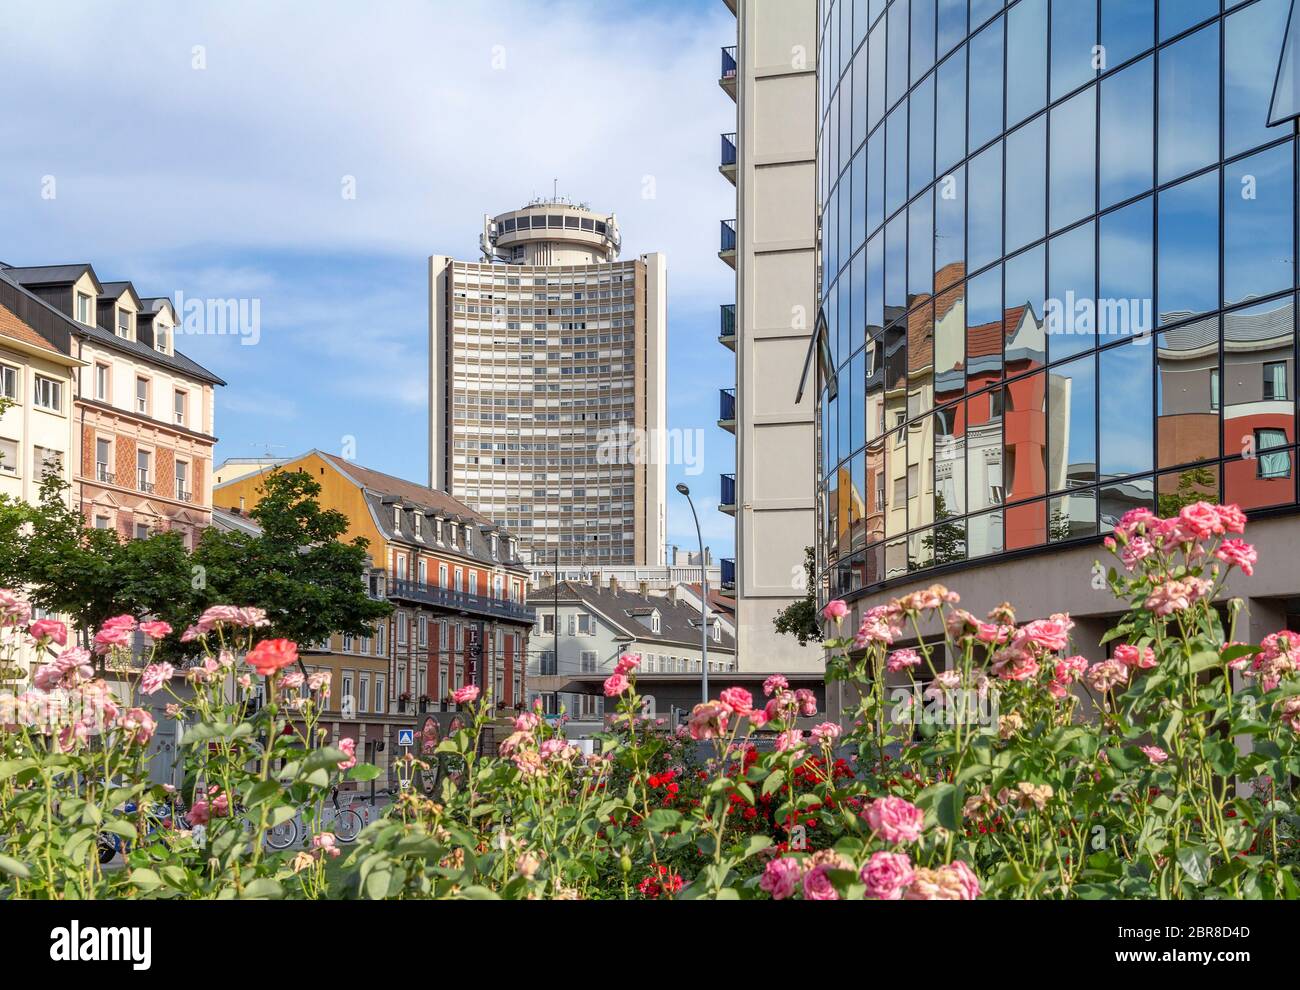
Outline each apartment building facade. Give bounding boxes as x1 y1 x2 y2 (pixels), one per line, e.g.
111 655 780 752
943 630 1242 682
0 299 80 505
214 450 536 715
717 0 821 671
0 264 223 546
429 199 667 569
811 0 1300 693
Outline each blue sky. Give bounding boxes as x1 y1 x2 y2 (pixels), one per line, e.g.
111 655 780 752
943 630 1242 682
0 0 740 557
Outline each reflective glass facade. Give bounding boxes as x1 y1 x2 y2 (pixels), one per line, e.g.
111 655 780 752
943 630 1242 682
816 0 1300 602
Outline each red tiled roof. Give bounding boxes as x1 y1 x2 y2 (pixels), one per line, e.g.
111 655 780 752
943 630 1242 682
0 301 61 355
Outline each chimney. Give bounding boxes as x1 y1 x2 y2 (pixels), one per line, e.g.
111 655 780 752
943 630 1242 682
668 584 679 605
609 576 619 595
638 580 649 599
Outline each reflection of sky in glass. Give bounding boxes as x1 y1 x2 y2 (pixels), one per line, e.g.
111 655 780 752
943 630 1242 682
1158 24 1220 184
1227 0 1290 155
1101 343 1154 480
1100 57 1154 209
1158 171 1219 324
1224 143 1294 308
1101 0 1155 69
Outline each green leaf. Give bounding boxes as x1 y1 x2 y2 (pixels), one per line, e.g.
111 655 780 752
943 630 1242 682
761 769 785 797
916 782 961 831
1176 845 1212 886
0 854 30 879
645 809 682 833
241 878 284 900
347 764 382 782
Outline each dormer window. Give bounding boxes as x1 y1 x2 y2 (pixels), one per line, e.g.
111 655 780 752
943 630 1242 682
435 519 443 542
116 308 131 339
651 611 661 634
414 514 424 540
155 327 169 353
76 292 93 325
490 533 498 558
392 506 402 531
712 621 722 643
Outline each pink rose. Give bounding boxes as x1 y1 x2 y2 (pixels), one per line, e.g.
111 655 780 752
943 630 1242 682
774 728 804 752
337 737 357 771
810 721 841 745
452 684 480 705
762 674 789 697
1114 644 1157 669
603 673 630 698
718 686 754 715
862 796 924 844
688 702 729 741
139 621 173 641
860 851 915 900
802 864 841 901
1141 745 1169 765
1215 539 1257 576
614 653 641 675
117 707 156 746
887 648 922 673
1178 501 1225 542
759 857 802 900
140 662 175 695
821 599 849 622
1086 659 1129 693
28 618 67 647
246 638 299 676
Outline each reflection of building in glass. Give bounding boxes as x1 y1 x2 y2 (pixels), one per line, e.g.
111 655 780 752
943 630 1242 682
814 0 1300 610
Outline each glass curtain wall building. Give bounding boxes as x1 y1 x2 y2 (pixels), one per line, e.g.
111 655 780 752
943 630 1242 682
815 0 1300 606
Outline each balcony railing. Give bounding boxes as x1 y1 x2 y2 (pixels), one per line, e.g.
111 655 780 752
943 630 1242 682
388 578 536 625
721 558 736 589
95 464 115 484
720 132 737 168
720 219 737 254
176 489 193 503
721 473 737 507
721 46 737 82
137 472 154 494
720 303 736 339
719 387 736 422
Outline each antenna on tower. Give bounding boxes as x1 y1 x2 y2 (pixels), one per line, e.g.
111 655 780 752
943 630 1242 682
553 178 558 202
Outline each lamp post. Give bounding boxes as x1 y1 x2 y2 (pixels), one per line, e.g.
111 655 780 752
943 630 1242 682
676 483 709 704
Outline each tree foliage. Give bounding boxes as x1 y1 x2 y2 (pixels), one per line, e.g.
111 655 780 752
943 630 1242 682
772 546 821 646
0 468 389 650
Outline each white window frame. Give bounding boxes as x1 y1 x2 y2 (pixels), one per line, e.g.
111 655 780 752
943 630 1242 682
33 375 62 412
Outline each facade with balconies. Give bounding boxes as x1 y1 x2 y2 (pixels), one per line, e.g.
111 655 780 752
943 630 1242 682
716 0 820 672
215 449 535 711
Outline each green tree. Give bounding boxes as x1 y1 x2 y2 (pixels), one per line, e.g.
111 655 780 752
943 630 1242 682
773 546 821 646
0 473 193 641
191 469 391 645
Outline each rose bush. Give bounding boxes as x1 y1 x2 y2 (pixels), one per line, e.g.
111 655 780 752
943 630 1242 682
0 500 1297 899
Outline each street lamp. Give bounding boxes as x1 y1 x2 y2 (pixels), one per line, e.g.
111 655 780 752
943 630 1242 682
676 483 709 704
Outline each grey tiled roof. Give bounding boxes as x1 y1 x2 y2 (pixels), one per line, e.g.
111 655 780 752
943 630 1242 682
547 580 736 653
0 267 225 386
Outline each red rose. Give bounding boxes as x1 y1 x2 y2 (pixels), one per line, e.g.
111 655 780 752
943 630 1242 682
247 638 299 676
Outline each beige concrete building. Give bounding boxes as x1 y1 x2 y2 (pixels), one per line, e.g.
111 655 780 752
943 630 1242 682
429 200 667 569
718 0 820 672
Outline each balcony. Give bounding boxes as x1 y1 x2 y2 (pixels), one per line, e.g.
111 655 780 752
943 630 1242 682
176 489 193 503
95 463 115 485
719 303 736 351
720 558 736 590
720 46 737 100
719 219 737 268
720 473 737 515
719 387 736 433
719 132 737 184
388 578 536 626
137 472 154 494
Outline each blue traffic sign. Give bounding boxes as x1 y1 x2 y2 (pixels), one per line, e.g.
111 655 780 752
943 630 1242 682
397 729 414 747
